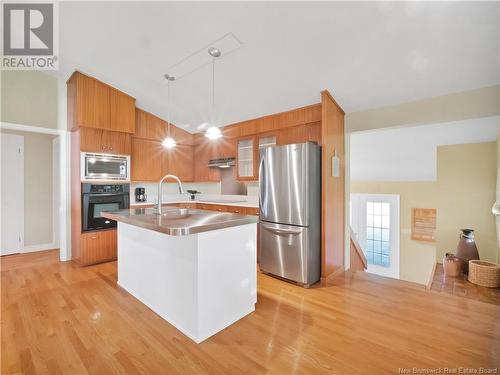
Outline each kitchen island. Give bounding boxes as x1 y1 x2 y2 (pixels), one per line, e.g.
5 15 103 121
102 207 258 343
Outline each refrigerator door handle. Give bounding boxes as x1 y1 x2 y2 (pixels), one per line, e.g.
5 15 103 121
261 223 303 235
258 156 266 210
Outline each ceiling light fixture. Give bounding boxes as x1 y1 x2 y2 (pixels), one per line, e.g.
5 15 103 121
205 47 222 140
163 74 177 149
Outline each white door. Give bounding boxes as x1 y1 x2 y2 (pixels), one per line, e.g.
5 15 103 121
351 194 400 279
1 133 24 255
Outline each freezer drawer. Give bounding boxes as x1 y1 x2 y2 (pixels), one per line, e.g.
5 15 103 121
258 221 320 285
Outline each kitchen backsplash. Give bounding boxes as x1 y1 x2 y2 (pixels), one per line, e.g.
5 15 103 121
130 181 259 204
246 182 259 196
130 182 221 203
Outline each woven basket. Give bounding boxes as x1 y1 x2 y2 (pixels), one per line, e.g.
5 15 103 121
468 260 500 288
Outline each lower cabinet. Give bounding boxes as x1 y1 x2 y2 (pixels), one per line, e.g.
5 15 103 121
78 229 117 265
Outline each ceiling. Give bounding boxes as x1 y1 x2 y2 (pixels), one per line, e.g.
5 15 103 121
57 2 500 132
351 116 500 181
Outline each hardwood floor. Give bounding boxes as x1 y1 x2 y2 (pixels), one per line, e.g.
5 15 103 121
430 263 500 305
1 250 499 374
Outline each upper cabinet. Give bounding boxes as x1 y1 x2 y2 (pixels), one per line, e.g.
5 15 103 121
80 127 131 155
193 137 221 182
131 138 163 182
67 71 136 134
235 133 277 181
134 108 167 141
236 136 257 181
277 122 321 146
162 145 194 182
110 87 135 133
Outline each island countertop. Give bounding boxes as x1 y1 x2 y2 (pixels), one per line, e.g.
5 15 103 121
102 207 258 236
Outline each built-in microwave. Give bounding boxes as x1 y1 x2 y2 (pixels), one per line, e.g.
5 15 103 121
81 152 130 181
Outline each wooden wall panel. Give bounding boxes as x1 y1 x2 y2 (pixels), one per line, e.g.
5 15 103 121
221 103 321 138
162 144 194 182
171 125 194 146
277 122 321 146
193 141 221 182
134 108 167 141
131 138 163 181
320 90 345 280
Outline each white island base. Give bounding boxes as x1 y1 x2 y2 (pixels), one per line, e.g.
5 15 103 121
116 222 257 343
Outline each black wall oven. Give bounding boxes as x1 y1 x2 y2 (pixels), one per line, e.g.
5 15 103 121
82 183 130 231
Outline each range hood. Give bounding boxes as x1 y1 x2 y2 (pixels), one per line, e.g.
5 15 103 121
208 157 236 168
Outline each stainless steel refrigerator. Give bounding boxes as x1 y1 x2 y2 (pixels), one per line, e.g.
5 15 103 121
258 142 321 287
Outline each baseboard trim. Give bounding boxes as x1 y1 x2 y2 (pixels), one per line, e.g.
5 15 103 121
426 262 437 290
23 243 57 253
320 266 346 285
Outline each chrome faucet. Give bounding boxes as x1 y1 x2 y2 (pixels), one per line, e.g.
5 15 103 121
156 174 185 215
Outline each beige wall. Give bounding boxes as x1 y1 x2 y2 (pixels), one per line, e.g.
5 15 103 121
436 142 497 262
351 181 437 285
497 134 500 263
0 70 58 129
1 129 55 246
346 85 500 133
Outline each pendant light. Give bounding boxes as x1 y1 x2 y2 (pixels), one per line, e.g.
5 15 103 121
205 47 222 140
162 74 177 149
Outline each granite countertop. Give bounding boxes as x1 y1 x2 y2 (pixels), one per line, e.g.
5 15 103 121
102 207 258 236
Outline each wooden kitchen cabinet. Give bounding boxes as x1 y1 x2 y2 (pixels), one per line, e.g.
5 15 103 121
78 229 117 265
69 72 110 131
193 141 221 182
67 71 135 134
134 108 168 141
277 122 321 146
110 87 136 133
245 207 260 216
131 138 163 181
79 127 131 155
236 136 257 181
162 144 194 182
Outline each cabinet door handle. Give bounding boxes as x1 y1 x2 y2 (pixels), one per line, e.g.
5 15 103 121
91 236 97 240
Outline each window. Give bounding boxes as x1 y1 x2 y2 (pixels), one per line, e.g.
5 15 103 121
365 201 390 267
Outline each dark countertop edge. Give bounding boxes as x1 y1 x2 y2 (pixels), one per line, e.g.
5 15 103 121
101 211 258 236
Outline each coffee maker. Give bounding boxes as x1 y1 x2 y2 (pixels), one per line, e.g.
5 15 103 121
135 187 147 202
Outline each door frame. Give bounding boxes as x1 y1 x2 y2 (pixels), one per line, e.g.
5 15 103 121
351 193 400 279
0 122 70 261
0 133 24 255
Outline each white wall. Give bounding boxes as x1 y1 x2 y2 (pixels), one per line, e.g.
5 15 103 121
351 116 500 181
0 129 55 248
